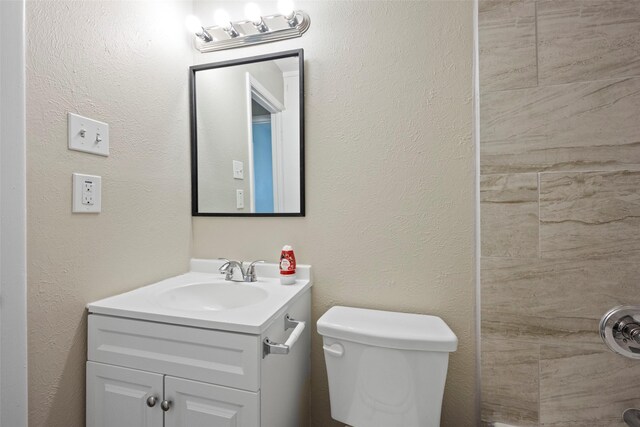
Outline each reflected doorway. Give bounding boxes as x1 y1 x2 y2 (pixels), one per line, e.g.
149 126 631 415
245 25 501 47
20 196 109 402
246 73 284 213
251 100 274 213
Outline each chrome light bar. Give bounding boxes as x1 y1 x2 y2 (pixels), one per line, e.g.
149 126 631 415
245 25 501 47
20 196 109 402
193 11 310 53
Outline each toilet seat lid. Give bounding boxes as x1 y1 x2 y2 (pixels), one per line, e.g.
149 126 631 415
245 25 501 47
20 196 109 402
317 306 458 352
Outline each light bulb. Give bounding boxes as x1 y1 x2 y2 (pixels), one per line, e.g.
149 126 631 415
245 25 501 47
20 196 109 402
214 9 231 29
245 3 263 25
277 0 295 16
185 15 203 33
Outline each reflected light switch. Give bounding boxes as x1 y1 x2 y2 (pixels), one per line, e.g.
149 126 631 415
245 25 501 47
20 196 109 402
233 160 244 180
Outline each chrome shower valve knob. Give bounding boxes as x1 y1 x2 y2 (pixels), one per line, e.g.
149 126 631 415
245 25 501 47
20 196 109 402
600 306 640 359
617 316 640 345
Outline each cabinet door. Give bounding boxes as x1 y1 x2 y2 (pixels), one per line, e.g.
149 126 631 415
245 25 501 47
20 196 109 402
87 362 163 427
164 376 259 427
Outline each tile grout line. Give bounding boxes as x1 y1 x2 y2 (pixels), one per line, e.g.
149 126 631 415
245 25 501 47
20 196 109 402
538 343 542 426
473 0 483 422
534 0 540 88
538 172 541 259
480 73 640 95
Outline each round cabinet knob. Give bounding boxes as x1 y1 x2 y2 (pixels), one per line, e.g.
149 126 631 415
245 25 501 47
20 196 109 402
146 396 158 407
161 400 172 412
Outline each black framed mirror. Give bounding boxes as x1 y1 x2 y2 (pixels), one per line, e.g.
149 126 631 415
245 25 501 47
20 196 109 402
189 49 305 216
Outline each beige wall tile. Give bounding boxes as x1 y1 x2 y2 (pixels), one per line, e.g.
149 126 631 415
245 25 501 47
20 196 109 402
482 1 640 425
481 174 539 257
538 1 640 86
481 257 640 345
481 338 539 426
540 170 640 259
481 77 640 174
540 344 640 426
479 0 537 92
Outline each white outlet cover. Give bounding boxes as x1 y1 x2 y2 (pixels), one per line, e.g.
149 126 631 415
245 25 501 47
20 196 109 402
68 112 109 156
236 189 244 209
72 173 101 213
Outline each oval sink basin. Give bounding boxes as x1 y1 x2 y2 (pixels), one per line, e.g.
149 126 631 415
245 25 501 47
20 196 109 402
156 282 268 311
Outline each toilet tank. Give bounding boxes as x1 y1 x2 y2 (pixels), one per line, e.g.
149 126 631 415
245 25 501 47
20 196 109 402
317 306 458 427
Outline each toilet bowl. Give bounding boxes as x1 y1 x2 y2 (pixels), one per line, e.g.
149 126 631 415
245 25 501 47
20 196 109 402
317 306 457 427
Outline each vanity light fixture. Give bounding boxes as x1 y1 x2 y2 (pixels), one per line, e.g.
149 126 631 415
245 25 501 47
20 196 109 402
186 1 310 53
185 15 213 43
277 0 299 27
213 9 240 39
245 3 269 33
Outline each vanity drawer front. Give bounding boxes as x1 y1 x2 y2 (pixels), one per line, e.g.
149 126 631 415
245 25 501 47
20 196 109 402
88 315 260 391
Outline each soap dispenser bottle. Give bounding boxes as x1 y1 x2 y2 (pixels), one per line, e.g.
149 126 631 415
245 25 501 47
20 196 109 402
279 245 296 285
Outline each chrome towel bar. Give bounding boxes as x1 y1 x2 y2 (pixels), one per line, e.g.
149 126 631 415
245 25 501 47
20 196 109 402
263 314 305 358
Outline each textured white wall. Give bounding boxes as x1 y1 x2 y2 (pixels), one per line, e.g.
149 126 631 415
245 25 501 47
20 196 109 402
191 1 477 426
26 1 193 426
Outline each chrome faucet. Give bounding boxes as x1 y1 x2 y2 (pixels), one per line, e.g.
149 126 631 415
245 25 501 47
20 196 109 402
218 259 265 282
624 409 640 427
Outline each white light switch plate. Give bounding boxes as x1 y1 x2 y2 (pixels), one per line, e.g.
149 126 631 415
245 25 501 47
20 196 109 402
72 173 101 213
236 189 244 209
68 112 109 156
233 160 244 179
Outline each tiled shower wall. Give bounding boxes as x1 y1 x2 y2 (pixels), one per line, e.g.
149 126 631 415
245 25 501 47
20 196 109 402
479 1 640 425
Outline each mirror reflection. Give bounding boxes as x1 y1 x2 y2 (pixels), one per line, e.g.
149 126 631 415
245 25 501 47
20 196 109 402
190 50 304 216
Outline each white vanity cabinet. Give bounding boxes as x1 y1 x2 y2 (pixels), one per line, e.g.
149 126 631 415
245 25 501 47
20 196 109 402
86 267 311 427
87 362 259 427
87 362 163 427
165 376 259 427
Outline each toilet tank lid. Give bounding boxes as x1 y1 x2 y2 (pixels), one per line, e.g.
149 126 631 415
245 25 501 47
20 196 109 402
317 306 458 352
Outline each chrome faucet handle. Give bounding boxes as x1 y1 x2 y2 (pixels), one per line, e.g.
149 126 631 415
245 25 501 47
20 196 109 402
217 258 231 274
218 261 234 280
245 260 265 282
221 260 244 281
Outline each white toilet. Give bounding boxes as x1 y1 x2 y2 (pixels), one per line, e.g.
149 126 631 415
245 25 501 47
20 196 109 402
317 306 458 427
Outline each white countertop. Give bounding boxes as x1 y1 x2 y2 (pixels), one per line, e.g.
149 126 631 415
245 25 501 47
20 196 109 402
87 259 312 334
